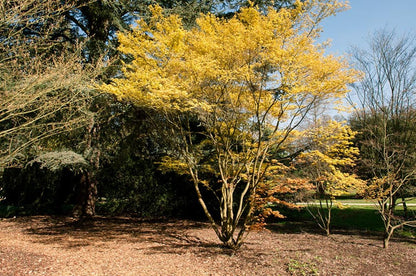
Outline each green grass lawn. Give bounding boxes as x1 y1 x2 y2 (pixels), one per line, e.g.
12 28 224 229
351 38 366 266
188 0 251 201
277 206 384 232
273 199 416 237
302 197 416 213
328 207 384 231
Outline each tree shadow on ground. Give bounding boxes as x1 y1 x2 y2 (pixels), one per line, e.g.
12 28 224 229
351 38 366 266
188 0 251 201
15 216 241 256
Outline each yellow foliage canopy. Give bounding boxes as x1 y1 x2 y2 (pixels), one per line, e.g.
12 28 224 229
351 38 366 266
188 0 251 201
101 1 358 125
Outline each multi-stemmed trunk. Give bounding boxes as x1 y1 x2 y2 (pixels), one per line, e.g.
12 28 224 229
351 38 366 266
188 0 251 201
307 196 333 236
190 171 256 250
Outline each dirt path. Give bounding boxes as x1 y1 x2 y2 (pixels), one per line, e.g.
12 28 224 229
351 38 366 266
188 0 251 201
0 216 415 275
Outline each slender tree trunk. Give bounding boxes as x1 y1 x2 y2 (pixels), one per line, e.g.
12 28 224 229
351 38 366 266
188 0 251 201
325 211 331 236
402 196 408 219
383 227 394 249
189 168 222 239
391 196 397 212
85 122 100 218
381 198 395 249
325 198 332 236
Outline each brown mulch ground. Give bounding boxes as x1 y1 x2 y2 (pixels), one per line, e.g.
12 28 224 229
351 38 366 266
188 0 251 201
0 216 415 275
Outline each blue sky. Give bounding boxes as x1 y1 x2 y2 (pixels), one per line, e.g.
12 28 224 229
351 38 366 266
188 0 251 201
319 0 416 56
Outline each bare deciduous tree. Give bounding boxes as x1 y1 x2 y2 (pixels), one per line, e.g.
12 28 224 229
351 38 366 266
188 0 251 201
349 29 416 248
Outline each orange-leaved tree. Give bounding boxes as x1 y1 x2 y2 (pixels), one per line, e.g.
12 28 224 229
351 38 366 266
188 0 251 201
100 0 358 249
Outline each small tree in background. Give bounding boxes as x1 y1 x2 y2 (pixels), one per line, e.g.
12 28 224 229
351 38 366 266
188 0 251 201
101 1 357 249
296 119 364 235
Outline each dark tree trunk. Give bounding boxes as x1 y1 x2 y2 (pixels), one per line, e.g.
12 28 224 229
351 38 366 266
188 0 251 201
73 117 101 219
402 196 409 219
73 172 97 218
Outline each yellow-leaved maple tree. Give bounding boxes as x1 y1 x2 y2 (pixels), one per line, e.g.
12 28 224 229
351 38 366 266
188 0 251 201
101 0 358 249
295 119 365 235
